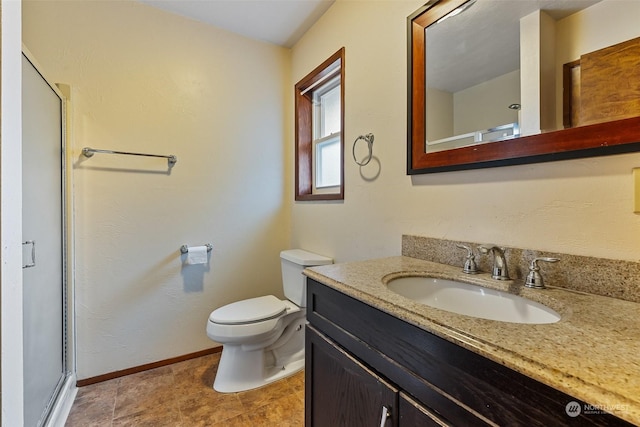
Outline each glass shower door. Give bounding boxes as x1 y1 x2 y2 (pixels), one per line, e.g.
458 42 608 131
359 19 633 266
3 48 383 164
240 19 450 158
22 52 66 427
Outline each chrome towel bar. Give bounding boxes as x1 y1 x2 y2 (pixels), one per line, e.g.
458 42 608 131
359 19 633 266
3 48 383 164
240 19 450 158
82 147 177 166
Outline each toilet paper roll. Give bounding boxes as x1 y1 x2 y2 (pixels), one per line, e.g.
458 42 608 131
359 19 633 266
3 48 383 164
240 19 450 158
186 246 208 265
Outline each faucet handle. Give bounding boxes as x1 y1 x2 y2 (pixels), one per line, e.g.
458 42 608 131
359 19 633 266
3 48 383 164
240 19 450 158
525 257 560 289
456 244 479 274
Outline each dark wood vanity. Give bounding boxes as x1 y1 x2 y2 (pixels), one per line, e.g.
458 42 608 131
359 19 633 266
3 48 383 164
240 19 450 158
305 278 632 426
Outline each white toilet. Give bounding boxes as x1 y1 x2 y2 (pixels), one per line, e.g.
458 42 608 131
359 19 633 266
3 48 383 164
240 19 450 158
206 249 332 393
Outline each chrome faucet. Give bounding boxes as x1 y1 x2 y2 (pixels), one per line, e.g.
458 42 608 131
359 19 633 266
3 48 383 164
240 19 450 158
478 245 511 281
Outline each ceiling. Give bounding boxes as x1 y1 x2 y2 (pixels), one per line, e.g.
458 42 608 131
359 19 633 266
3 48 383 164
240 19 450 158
138 0 602 85
139 0 335 48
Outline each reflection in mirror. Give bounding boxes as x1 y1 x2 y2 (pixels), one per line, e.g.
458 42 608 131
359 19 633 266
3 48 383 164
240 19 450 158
565 36 640 128
423 0 640 154
426 0 523 152
408 0 640 174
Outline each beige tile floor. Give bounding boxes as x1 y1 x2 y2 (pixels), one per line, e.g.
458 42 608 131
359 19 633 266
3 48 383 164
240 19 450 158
65 353 305 426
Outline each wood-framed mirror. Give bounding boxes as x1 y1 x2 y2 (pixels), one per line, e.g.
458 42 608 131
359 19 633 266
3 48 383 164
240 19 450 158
408 0 640 174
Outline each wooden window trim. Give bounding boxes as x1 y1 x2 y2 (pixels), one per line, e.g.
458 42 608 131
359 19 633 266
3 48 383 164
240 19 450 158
562 59 581 129
295 48 345 201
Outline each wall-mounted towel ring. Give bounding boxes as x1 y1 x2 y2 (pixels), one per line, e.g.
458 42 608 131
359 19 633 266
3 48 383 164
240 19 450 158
352 133 374 166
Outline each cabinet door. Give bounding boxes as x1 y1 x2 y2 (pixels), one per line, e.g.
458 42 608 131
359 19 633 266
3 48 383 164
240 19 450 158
306 326 398 427
579 37 640 126
399 392 451 427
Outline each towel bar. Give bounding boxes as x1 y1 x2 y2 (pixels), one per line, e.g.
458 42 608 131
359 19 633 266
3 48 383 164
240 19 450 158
82 147 177 166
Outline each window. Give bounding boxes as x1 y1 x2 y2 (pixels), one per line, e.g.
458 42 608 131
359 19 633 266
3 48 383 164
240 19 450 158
295 48 344 200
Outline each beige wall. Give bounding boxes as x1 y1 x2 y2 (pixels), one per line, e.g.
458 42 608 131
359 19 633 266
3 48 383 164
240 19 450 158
453 70 520 135
425 70 520 142
426 87 453 142
519 9 557 136
19 0 640 381
23 0 291 379
291 0 640 264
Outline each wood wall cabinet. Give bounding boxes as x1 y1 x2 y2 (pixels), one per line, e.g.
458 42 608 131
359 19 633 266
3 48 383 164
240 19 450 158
564 36 640 128
305 278 632 427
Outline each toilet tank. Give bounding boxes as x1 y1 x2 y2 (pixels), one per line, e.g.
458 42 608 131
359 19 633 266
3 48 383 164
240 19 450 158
280 249 333 307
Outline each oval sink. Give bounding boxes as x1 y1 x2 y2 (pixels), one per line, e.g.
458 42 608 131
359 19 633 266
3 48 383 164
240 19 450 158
387 277 560 324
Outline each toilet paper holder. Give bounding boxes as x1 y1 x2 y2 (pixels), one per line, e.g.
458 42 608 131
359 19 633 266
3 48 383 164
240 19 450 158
180 243 213 254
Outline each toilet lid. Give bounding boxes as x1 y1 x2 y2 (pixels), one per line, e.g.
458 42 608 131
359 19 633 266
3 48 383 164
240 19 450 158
209 295 288 325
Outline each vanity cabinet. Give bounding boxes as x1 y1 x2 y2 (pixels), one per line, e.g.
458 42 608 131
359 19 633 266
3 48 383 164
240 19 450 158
307 325 447 426
306 327 397 426
305 278 631 427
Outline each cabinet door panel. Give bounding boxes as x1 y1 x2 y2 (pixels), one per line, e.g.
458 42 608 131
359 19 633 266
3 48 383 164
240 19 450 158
579 36 640 126
399 392 451 427
306 326 398 427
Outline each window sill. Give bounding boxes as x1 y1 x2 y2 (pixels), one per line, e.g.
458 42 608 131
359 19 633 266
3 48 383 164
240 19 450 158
295 192 344 202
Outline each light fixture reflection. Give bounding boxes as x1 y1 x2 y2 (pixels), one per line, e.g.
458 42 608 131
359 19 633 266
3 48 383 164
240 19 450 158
436 0 477 24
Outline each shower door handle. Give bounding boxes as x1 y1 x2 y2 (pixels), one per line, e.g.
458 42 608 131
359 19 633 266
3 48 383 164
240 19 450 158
22 240 36 268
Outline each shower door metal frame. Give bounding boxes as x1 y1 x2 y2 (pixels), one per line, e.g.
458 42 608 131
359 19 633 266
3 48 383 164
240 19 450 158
22 48 71 427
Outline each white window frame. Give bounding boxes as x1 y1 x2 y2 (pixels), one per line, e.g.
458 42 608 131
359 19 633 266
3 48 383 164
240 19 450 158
312 76 341 193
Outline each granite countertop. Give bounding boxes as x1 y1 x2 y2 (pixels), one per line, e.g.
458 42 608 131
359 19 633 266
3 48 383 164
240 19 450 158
304 256 640 424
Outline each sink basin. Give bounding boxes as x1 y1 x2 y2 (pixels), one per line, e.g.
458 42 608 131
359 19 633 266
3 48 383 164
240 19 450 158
387 277 560 324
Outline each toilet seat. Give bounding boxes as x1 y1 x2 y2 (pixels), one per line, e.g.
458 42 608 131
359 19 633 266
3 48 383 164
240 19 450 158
207 296 301 344
209 295 287 325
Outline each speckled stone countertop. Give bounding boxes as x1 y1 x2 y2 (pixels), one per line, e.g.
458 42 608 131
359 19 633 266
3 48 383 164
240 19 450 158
304 256 640 424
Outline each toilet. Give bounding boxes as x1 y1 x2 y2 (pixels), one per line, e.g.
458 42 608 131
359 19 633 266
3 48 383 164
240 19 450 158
206 249 333 393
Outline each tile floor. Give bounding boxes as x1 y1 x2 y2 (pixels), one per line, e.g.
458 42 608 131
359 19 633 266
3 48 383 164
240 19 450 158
65 352 305 426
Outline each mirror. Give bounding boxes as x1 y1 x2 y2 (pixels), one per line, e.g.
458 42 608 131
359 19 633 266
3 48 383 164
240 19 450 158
408 0 640 174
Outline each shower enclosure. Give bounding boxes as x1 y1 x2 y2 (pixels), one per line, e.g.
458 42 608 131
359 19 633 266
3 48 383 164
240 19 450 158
22 51 70 427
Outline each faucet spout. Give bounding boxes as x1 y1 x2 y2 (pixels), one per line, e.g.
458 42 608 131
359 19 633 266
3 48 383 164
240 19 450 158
478 244 511 281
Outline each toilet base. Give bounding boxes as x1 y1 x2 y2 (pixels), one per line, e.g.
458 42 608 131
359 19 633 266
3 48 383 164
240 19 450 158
213 318 306 393
213 346 305 393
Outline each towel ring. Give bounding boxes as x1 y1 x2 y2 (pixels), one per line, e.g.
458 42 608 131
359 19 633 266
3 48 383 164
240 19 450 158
352 133 374 166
